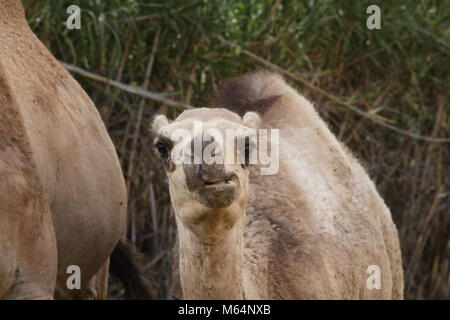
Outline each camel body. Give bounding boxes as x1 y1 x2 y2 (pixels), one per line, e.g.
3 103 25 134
162 73 404 299
0 1 127 299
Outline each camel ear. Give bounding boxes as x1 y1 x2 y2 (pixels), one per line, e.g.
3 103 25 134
242 111 261 129
152 114 169 132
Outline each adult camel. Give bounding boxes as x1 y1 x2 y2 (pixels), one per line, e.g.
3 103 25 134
153 72 404 299
0 0 127 299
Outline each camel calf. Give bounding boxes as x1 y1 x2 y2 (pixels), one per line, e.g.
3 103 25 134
153 72 404 299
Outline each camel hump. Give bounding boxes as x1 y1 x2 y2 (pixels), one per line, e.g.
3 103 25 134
214 71 288 117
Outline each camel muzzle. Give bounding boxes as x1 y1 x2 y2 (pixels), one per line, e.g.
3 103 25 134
183 163 238 208
183 162 234 190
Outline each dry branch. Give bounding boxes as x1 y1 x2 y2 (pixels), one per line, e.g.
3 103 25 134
60 61 194 110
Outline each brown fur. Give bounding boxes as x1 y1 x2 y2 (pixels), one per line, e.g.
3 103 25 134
164 72 404 299
214 72 282 116
0 0 127 299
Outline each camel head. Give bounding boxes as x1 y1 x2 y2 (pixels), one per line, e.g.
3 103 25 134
152 108 260 227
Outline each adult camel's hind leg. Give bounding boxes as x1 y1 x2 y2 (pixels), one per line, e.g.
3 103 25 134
92 259 110 299
0 158 58 300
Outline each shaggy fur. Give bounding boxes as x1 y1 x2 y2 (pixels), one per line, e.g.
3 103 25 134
161 72 404 299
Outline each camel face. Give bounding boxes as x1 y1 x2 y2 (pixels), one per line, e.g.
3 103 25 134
153 108 259 224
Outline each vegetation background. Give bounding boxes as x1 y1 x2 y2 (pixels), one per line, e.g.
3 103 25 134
22 0 449 299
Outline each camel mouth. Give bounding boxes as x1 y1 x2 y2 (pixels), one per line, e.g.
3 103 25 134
201 174 238 189
196 176 238 208
203 179 232 186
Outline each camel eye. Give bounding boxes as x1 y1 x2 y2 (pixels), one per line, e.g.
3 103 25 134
155 141 169 159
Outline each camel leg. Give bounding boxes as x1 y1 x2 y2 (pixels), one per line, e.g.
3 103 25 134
72 259 110 300
0 210 57 300
54 259 111 300
0 211 57 299
93 259 110 300
0 166 58 300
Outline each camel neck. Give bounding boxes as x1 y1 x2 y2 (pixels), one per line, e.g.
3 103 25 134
177 215 245 299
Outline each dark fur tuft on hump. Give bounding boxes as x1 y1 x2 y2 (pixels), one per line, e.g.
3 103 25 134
214 71 285 117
